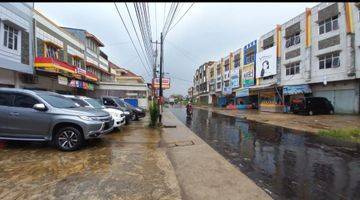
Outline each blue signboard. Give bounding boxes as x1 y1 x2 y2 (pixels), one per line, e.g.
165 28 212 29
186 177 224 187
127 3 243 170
283 84 312 95
235 88 249 97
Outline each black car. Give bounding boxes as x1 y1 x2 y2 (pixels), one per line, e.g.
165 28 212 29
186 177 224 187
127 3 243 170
290 97 334 115
123 101 146 121
100 96 133 124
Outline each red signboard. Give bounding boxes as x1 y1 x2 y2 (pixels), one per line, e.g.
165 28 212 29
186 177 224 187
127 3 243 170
152 77 170 89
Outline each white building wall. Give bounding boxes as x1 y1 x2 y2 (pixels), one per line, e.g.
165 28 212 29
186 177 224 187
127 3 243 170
280 12 307 86
310 3 355 84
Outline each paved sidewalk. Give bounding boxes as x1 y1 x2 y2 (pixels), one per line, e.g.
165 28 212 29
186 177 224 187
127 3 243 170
161 109 272 200
195 105 360 133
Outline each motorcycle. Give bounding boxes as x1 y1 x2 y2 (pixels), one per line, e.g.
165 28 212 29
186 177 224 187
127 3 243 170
186 108 193 118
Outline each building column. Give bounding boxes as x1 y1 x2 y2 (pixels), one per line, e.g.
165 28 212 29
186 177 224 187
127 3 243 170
14 72 20 88
304 8 312 82
344 2 356 76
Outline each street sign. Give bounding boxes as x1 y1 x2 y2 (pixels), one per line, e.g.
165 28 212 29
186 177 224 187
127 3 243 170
152 77 170 89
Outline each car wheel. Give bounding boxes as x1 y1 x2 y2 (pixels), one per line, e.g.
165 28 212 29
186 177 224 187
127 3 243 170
309 110 314 116
131 113 137 121
54 127 84 151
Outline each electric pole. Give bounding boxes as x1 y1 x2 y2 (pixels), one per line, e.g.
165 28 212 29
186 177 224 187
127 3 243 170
159 32 164 124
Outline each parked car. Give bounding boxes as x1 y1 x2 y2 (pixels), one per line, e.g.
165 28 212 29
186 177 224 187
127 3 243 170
123 100 146 120
63 95 126 129
290 97 334 115
100 96 133 124
0 88 114 151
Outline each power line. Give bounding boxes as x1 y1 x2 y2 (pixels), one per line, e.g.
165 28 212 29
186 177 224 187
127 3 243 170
125 3 153 71
113 2 150 76
166 40 202 63
167 3 195 35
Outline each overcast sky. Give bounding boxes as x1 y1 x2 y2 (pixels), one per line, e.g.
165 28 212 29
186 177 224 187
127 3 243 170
35 2 317 97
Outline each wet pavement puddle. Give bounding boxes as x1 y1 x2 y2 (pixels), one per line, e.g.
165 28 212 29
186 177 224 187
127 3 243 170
170 106 360 200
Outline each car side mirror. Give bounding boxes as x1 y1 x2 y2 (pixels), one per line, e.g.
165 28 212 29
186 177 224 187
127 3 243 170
33 103 47 111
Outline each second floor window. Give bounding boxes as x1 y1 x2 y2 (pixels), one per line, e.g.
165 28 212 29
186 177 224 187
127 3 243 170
46 45 58 59
319 15 338 35
319 52 340 69
285 62 300 76
285 32 300 48
3 24 19 51
73 58 82 68
224 64 229 71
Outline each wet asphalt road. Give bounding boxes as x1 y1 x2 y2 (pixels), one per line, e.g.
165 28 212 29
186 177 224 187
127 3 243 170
170 106 360 200
0 117 181 200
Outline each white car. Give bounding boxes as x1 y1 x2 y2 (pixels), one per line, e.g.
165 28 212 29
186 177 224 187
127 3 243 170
63 95 126 128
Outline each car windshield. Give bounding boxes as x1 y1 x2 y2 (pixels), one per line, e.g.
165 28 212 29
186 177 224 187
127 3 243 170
114 98 126 107
38 93 79 108
84 98 104 109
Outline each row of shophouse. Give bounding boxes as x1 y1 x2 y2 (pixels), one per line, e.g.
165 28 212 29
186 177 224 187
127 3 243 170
0 3 149 109
190 2 360 114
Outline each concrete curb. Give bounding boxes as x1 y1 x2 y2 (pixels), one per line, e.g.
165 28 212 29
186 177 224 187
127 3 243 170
161 109 272 200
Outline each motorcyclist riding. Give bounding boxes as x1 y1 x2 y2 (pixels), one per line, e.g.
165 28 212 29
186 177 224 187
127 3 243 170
186 102 193 117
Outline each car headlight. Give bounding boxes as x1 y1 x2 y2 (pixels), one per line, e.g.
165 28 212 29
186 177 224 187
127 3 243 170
136 108 142 112
124 111 130 115
79 115 95 121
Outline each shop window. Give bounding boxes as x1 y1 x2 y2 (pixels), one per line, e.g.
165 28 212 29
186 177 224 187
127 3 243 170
3 24 19 51
319 52 340 69
319 15 338 35
285 32 300 48
285 62 300 76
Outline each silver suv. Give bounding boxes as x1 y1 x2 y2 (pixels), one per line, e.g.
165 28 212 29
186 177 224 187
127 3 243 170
0 88 114 151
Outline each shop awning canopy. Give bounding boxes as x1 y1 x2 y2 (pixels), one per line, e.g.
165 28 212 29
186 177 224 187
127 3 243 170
283 84 312 95
248 83 276 91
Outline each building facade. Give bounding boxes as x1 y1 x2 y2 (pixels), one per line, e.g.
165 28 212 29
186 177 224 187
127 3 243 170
191 2 360 114
0 3 34 88
23 10 97 94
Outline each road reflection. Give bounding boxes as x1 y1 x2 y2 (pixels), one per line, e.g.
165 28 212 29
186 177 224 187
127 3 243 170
170 106 360 200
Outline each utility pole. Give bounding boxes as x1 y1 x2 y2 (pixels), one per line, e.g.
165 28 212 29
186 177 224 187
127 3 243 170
159 32 164 125
153 40 158 99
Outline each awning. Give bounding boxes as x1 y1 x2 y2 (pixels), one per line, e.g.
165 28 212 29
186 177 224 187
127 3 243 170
248 83 275 91
283 84 311 95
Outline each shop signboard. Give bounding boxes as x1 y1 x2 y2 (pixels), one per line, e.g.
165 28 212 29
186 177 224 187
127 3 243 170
235 88 249 97
223 86 232 95
256 46 277 78
242 63 255 88
76 67 86 76
153 77 170 89
58 75 68 86
231 68 239 88
283 84 311 95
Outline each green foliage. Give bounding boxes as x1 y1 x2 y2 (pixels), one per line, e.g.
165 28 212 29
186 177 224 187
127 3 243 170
149 100 159 128
318 128 360 143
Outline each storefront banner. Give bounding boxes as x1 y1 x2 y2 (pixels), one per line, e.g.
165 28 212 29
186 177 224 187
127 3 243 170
223 87 232 95
76 67 86 75
231 68 239 88
256 46 277 78
242 63 255 88
58 76 68 86
283 84 312 95
235 88 249 97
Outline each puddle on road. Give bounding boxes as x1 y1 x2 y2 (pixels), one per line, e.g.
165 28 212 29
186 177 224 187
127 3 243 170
170 107 360 200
